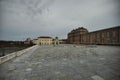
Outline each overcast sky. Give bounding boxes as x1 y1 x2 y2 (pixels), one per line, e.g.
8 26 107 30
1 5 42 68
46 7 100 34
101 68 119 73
0 0 120 41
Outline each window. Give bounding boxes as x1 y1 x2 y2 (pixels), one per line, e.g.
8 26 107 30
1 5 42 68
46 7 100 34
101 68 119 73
113 31 116 37
102 33 104 37
107 32 109 37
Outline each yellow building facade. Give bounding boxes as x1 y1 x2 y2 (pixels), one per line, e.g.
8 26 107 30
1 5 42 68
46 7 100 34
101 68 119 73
37 36 53 45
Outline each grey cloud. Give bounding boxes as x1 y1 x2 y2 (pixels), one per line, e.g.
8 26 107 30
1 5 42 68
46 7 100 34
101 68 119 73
0 0 55 17
0 0 120 40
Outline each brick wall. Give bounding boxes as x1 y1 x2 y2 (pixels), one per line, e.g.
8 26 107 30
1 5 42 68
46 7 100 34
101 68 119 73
67 26 120 45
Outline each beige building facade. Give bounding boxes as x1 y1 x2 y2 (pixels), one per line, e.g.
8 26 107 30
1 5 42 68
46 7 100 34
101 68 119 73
32 39 38 45
37 36 53 45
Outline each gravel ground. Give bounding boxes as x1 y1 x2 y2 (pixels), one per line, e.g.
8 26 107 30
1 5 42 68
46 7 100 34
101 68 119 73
0 44 120 80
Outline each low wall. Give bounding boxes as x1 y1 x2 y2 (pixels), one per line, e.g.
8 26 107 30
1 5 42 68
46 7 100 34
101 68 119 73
0 45 38 64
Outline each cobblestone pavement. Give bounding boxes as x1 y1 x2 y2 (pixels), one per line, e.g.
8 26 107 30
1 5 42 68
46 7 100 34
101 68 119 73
0 44 120 80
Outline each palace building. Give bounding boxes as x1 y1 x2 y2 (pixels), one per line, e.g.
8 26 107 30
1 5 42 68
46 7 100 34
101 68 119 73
37 36 53 45
36 36 60 45
67 26 120 45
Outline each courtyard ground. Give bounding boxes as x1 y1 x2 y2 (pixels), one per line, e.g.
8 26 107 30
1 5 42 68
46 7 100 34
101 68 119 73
0 44 120 80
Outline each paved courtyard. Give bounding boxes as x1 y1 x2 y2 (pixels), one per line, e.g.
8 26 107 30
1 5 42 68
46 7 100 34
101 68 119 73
0 44 120 80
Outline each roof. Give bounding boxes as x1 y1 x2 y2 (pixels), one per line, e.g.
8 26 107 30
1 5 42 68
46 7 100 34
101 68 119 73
70 27 88 33
89 26 120 34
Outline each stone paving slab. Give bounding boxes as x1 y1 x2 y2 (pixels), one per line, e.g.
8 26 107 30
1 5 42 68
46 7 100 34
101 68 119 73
0 44 120 80
91 75 104 80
